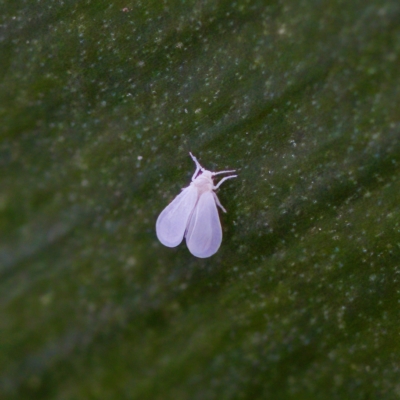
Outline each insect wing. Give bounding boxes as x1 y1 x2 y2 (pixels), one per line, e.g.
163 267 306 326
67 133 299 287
156 186 198 247
185 191 222 258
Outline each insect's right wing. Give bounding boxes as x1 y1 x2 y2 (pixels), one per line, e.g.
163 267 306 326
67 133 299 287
156 186 199 247
185 191 222 258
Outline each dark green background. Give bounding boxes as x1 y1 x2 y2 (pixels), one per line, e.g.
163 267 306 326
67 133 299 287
1 0 400 399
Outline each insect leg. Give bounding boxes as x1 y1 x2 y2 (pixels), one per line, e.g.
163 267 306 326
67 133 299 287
212 192 227 213
213 170 236 176
214 175 237 189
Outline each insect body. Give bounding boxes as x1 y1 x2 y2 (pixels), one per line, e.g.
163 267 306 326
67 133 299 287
156 153 237 258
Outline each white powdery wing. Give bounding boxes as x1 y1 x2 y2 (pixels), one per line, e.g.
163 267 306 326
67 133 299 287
156 186 199 247
185 191 222 258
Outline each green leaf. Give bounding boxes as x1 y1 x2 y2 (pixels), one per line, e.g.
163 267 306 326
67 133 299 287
1 1 400 399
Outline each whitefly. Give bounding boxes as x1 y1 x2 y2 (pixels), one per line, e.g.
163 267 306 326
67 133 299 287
156 152 237 258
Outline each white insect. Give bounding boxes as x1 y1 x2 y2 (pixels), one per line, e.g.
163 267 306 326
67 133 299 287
156 152 237 258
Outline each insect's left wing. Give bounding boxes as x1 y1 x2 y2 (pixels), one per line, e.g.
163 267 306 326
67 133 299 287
156 186 198 247
185 191 222 258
